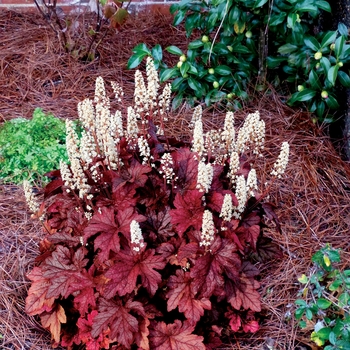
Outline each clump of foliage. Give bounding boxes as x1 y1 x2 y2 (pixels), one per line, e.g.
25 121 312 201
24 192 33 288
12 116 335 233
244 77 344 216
25 58 289 349
0 108 68 184
34 0 130 62
295 244 350 349
128 0 350 122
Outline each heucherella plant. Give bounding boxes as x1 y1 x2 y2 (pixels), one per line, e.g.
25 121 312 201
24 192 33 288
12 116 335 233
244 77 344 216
24 58 289 349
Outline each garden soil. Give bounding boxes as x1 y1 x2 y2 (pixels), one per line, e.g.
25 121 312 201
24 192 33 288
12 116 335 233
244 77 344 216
1 8 350 350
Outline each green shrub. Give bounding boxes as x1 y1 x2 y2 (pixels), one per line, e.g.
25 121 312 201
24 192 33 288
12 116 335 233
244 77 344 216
128 0 350 122
295 244 350 349
0 108 69 184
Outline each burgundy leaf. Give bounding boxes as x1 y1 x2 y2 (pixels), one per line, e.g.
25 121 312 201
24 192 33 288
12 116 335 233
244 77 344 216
250 236 283 262
172 148 198 191
73 287 97 315
42 246 93 299
40 304 67 343
170 190 204 237
167 269 211 324
225 275 261 312
91 298 142 348
191 238 240 298
149 320 205 350
25 267 55 316
104 249 165 298
112 183 137 211
84 206 119 242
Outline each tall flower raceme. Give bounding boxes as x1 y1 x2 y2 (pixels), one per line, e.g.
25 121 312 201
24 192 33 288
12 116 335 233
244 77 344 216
24 58 289 350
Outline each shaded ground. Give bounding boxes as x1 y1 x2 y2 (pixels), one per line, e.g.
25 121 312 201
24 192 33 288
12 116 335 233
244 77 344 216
1 8 350 350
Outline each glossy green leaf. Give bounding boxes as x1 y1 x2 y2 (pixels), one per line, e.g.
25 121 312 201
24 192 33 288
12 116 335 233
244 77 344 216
228 6 240 25
254 0 268 8
316 298 332 310
215 65 232 76
171 77 185 90
338 22 348 37
165 45 183 56
172 94 184 110
188 64 198 75
160 67 179 82
295 308 305 320
335 35 345 59
317 327 332 339
316 101 325 118
267 56 286 68
338 71 350 88
127 53 147 69
278 43 298 54
320 31 337 49
327 65 339 86
296 4 317 13
180 61 190 76
309 69 322 89
320 57 331 72
288 89 317 104
269 13 287 27
325 95 340 109
306 308 313 320
173 9 186 26
151 44 163 62
295 299 307 307
188 77 202 91
338 292 349 307
287 13 297 29
132 43 151 56
188 40 204 50
317 0 331 12
304 37 320 51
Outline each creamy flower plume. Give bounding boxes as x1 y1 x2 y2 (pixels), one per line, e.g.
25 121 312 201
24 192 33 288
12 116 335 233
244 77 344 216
160 153 175 184
246 168 258 197
23 180 40 215
197 161 213 193
192 118 204 160
130 220 145 252
271 142 290 178
200 210 216 248
233 175 247 219
138 136 151 165
146 56 159 110
221 111 235 154
219 193 233 223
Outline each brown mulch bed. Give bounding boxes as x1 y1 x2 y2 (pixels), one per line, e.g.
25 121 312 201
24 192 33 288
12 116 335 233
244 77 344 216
1 8 350 350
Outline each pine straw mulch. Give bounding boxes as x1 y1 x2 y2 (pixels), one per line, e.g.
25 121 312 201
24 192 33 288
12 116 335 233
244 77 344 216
1 8 350 350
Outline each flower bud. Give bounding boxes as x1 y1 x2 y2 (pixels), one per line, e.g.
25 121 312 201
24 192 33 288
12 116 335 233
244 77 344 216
208 68 215 74
177 61 183 68
330 43 335 50
321 90 328 99
202 35 209 43
245 31 252 38
314 51 322 60
179 54 187 62
213 81 219 89
297 85 305 92
338 61 344 67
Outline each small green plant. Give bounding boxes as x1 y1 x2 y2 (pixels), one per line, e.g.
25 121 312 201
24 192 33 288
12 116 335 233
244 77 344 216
127 0 350 122
295 244 350 349
0 108 69 184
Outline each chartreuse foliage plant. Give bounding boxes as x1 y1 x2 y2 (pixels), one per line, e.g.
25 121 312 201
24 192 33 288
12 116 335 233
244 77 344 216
127 0 350 122
295 244 350 349
0 108 68 184
24 58 289 349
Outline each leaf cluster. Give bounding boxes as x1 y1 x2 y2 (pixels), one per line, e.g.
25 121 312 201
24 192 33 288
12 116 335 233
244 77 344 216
25 108 283 348
0 108 69 184
127 0 349 122
295 244 350 349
